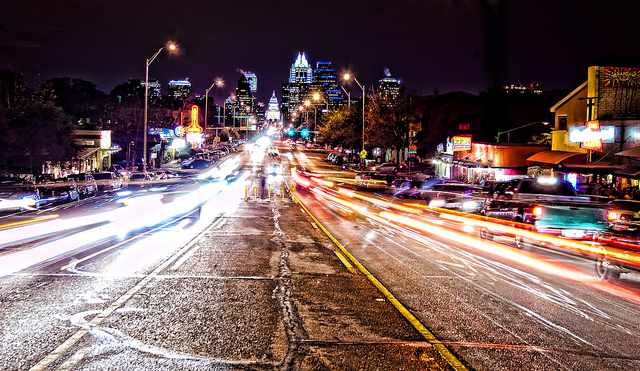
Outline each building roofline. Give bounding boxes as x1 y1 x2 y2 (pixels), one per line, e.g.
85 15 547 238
550 81 587 112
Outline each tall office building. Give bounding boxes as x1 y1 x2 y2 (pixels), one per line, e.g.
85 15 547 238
243 72 258 93
377 68 401 101
289 53 313 84
233 74 254 128
311 62 343 109
282 52 313 125
168 79 192 100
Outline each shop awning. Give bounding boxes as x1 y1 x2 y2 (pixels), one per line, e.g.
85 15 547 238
557 163 623 175
615 146 640 159
76 147 99 160
526 150 586 166
613 166 640 178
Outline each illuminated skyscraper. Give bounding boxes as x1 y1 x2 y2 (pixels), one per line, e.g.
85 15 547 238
243 72 257 93
289 53 313 84
168 79 192 100
377 68 401 101
282 52 312 125
311 62 343 109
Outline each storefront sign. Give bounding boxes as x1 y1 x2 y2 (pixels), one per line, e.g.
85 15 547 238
452 135 472 151
568 121 615 151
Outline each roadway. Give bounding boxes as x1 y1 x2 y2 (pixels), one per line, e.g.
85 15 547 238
1 141 640 370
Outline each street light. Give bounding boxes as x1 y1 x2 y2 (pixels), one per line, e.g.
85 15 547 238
343 73 365 153
144 41 177 171
204 79 223 146
496 121 549 143
340 85 351 108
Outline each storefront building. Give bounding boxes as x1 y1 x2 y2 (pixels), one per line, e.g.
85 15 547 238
548 66 640 189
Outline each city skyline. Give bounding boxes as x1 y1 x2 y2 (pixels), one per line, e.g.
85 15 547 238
3 0 640 103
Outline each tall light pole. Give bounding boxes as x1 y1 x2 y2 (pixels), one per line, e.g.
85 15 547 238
204 79 223 146
343 74 365 152
144 42 177 171
340 85 351 108
496 121 549 143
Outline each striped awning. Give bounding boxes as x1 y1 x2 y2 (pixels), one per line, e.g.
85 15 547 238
76 147 99 159
616 146 640 159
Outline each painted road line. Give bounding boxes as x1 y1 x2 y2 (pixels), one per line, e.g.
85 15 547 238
0 214 59 230
294 196 468 371
31 212 212 371
60 209 200 271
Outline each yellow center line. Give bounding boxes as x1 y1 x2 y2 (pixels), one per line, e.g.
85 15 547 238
0 214 59 230
294 196 468 371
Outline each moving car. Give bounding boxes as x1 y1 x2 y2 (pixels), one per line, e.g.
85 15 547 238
0 177 40 211
419 179 480 203
267 163 283 175
593 199 640 281
387 179 425 199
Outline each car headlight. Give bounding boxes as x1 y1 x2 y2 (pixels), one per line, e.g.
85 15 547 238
462 200 478 210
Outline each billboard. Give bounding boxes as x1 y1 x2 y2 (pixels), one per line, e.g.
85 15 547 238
452 135 472 151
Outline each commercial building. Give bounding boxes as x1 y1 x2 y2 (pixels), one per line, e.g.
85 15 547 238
168 79 191 100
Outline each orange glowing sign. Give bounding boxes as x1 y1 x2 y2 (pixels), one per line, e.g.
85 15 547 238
186 105 203 134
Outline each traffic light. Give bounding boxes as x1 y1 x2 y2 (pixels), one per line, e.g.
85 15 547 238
287 128 295 137
301 128 309 138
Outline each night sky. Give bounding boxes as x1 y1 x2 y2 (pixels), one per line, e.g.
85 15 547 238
3 0 640 103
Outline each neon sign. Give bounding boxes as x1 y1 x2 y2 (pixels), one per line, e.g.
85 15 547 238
568 120 616 151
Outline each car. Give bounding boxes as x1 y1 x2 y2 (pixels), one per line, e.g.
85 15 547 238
67 173 98 197
419 179 482 205
0 177 40 211
267 146 279 156
127 172 155 188
181 159 212 169
37 177 80 204
593 199 640 281
267 163 283 175
92 171 124 193
374 162 398 174
109 164 130 179
387 179 425 199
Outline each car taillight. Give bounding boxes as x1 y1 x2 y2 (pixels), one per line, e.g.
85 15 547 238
607 211 619 221
532 206 543 217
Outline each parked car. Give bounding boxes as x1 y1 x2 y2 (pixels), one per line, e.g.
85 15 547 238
0 177 40 211
37 177 80 204
181 159 212 169
93 171 124 193
127 172 155 187
67 173 98 197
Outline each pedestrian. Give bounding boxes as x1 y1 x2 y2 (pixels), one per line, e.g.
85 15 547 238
259 172 267 199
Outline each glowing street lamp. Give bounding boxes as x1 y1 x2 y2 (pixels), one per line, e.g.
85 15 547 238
144 41 177 170
343 73 365 153
204 79 223 144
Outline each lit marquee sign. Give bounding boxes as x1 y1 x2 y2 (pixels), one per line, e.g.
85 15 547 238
185 105 204 143
568 120 616 151
452 135 472 151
